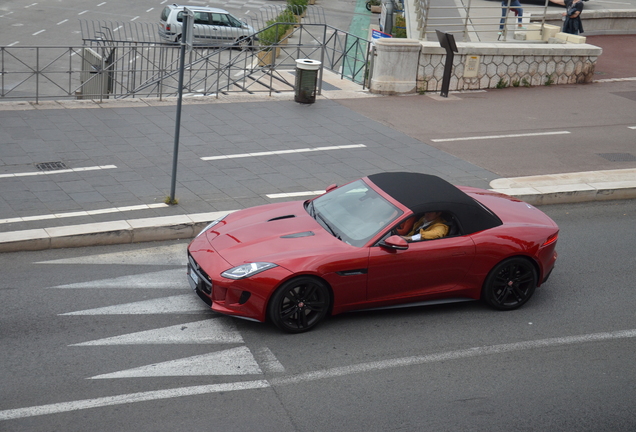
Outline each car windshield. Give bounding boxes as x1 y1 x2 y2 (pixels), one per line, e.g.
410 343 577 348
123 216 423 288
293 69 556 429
308 180 402 247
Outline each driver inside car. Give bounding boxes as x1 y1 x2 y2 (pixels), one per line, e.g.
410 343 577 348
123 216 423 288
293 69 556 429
400 211 449 242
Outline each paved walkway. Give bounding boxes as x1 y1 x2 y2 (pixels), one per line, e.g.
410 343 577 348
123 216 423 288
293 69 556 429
1 35 635 252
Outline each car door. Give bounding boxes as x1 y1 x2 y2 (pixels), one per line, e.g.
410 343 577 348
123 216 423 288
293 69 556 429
366 235 476 303
192 12 218 44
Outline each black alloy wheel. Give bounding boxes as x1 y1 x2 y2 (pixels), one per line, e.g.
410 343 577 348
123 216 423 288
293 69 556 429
482 257 538 310
268 277 331 333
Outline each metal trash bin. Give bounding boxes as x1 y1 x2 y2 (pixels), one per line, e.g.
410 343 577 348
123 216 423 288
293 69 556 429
294 59 321 104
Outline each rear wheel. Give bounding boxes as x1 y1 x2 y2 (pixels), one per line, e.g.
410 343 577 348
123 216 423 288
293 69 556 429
268 277 331 333
482 257 537 310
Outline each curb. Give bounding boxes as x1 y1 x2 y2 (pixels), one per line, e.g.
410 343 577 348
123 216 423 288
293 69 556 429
0 211 229 253
489 168 636 206
2 174 635 252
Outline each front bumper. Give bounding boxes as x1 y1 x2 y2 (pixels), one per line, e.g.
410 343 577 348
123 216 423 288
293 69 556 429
186 251 293 323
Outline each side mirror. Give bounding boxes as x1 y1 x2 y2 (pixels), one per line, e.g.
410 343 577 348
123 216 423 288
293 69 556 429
380 235 409 251
325 184 338 193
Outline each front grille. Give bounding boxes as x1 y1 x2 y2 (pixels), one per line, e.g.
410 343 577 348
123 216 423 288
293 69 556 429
188 253 212 294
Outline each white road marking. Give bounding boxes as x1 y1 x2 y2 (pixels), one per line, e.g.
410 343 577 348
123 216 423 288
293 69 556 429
37 243 188 266
629 126 636 129
51 269 186 289
266 190 324 199
430 131 570 142
8 41 19 46
254 347 285 373
146 8 154 12
57 19 68 25
25 3 38 8
78 10 88 15
131 16 139 21
0 381 271 421
90 347 261 378
97 2 106 6
71 318 243 346
0 164 117 179
3 328 635 421
0 203 168 225
32 29 46 36
201 144 367 161
60 294 209 315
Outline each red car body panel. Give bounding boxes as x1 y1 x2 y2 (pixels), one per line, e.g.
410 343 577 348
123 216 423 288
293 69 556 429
187 175 558 324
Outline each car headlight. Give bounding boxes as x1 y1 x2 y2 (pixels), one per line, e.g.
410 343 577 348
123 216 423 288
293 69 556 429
196 215 227 238
221 262 278 280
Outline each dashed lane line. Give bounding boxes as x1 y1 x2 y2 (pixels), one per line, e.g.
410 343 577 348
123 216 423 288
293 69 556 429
200 144 367 161
0 203 168 225
2 328 634 421
0 164 117 179
431 131 570 142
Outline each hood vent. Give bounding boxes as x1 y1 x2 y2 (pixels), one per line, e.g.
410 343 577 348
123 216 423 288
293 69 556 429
268 215 296 222
281 231 314 239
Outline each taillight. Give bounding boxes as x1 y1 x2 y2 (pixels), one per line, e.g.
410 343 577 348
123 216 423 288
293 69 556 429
542 232 558 247
166 24 171 31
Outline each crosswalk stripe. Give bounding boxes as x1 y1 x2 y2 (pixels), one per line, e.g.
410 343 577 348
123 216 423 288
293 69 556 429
70 319 242 346
60 294 209 315
36 243 189 266
52 269 186 289
89 347 262 379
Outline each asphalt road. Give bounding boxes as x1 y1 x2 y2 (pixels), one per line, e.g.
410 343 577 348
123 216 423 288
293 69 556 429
1 199 635 431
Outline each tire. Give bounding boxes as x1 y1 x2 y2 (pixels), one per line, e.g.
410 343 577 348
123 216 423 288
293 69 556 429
482 257 537 310
235 36 252 50
366 2 372 11
268 277 331 333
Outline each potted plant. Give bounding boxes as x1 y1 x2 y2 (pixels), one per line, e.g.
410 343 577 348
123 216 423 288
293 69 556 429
287 0 308 19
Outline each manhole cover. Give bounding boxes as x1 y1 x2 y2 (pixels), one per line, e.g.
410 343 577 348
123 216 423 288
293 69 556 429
597 153 636 162
35 161 68 171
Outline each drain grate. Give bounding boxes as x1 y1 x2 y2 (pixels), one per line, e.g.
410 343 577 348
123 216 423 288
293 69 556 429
35 161 68 171
597 153 636 162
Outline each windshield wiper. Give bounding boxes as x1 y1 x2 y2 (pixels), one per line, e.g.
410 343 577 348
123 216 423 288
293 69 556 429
315 212 341 240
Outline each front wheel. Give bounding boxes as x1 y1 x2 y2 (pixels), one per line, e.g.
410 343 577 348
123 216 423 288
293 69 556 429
235 36 253 50
268 277 331 333
482 257 537 310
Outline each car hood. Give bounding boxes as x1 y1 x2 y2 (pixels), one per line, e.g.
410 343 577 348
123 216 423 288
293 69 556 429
203 201 351 267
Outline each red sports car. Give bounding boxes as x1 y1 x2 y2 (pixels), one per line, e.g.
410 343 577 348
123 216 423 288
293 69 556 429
187 172 559 333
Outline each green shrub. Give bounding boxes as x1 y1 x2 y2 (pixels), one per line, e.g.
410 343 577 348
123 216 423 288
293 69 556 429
287 0 308 16
496 78 508 89
393 14 407 38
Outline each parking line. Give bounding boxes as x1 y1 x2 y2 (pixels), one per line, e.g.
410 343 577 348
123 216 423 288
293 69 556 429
0 203 169 225
57 19 68 25
431 131 570 142
32 29 46 36
201 144 366 161
0 165 117 179
628 126 636 129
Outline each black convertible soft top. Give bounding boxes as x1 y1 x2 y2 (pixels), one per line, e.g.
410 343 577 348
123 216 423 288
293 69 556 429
367 172 502 234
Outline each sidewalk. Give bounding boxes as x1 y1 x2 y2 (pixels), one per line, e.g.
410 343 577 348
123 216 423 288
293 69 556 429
1 37 635 252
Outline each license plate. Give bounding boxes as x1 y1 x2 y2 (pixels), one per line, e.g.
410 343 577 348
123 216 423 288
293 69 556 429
189 268 199 288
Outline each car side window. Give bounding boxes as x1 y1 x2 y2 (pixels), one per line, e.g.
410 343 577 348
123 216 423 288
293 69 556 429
194 12 211 25
211 13 230 26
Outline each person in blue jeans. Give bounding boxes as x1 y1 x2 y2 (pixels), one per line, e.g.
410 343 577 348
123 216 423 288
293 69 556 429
499 0 525 35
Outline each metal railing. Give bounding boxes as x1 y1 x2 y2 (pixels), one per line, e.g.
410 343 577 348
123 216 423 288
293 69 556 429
412 0 554 42
1 22 369 102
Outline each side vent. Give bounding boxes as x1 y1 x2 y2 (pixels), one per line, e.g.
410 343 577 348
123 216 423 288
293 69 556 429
268 215 296 222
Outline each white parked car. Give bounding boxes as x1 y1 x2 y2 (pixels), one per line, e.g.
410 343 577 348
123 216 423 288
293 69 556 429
159 4 255 47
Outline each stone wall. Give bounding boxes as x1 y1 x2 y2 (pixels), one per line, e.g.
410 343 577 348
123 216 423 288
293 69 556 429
369 39 602 95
